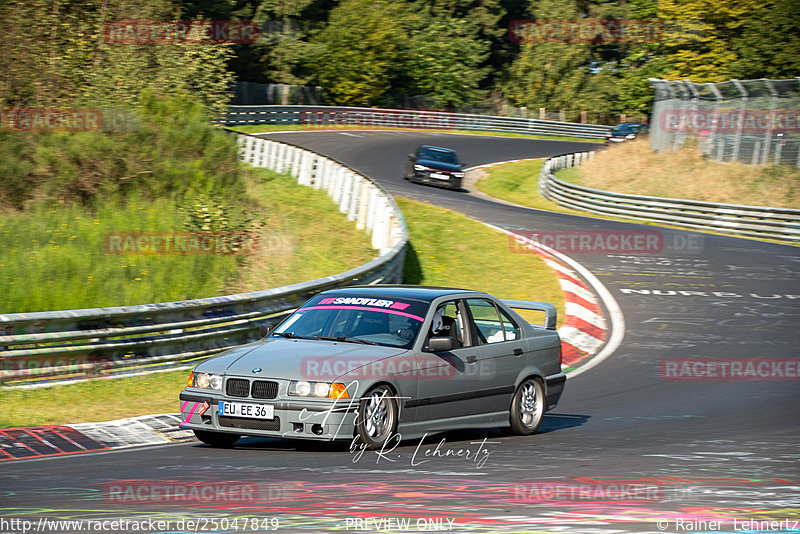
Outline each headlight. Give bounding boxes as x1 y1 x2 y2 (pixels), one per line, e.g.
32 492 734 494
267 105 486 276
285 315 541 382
193 372 223 391
289 380 349 399
414 164 430 171
452 172 464 178
626 133 635 139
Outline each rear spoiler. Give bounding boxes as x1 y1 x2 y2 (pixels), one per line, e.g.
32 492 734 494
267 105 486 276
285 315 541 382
502 300 557 331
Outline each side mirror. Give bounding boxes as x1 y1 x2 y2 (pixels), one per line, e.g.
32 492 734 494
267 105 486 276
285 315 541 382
258 323 273 338
428 336 454 352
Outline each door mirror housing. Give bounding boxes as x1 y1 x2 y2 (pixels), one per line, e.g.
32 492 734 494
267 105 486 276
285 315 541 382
258 323 273 338
428 336 454 352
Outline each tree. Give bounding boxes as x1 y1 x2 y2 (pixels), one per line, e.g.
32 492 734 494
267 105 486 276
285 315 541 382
0 0 235 114
502 0 594 116
310 0 408 106
402 16 489 108
656 0 755 82
728 0 800 79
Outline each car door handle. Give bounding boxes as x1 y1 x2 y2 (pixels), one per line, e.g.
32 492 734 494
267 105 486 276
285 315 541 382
466 355 477 364
513 348 523 356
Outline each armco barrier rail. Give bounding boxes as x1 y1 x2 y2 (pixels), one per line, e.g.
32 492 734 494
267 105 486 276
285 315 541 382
0 134 408 385
540 151 800 243
221 105 610 139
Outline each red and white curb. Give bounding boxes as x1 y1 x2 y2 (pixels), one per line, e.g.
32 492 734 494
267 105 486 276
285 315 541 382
0 414 195 461
486 225 624 377
468 157 543 170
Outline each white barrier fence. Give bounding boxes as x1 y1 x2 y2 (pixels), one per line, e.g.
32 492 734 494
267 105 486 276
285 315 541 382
222 105 611 139
540 151 800 243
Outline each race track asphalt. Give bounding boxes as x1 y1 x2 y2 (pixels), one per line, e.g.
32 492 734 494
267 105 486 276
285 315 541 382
2 130 798 534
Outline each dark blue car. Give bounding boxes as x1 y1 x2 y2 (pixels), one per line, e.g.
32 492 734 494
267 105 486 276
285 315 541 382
404 145 465 190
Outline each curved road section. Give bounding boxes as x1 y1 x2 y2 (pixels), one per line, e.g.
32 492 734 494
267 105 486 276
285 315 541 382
2 131 798 534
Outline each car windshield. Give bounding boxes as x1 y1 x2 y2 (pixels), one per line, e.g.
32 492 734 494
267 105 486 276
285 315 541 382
272 296 428 348
418 148 458 164
612 124 639 133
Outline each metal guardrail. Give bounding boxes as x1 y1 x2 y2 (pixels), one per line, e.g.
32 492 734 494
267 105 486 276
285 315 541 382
220 105 610 139
540 151 800 243
0 134 408 385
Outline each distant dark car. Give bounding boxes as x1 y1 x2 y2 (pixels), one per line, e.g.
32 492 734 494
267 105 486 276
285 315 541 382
404 145 465 190
605 123 649 143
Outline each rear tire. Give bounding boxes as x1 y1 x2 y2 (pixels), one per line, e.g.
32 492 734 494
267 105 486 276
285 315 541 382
193 429 240 448
509 378 545 435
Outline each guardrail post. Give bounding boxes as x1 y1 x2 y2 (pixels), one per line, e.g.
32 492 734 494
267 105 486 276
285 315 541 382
752 141 761 165
338 171 353 214
356 183 370 230
291 146 302 177
266 140 276 168
314 159 327 190
298 151 313 186
258 138 268 167
347 176 362 221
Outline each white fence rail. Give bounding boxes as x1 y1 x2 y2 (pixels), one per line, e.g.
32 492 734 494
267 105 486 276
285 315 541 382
540 152 800 243
221 105 610 139
0 134 408 386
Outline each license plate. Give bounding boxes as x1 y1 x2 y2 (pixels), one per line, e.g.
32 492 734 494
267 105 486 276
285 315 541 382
218 401 274 419
429 172 449 180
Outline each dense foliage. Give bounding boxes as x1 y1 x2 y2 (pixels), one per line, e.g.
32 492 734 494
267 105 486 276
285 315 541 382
2 0 798 119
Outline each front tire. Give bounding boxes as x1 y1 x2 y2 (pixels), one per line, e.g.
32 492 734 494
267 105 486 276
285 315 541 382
356 385 398 449
509 378 545 435
193 429 240 448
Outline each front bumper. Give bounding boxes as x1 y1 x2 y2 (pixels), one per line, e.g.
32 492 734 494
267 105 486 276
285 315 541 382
411 171 462 189
179 390 358 442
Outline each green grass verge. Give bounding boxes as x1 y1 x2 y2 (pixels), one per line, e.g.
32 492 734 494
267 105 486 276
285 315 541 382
0 196 242 312
226 124 603 144
397 197 565 322
0 371 189 427
0 168 376 312
0 197 566 428
475 159 587 216
230 167 377 293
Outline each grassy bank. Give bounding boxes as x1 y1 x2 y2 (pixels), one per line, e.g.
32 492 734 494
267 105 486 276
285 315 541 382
476 142 800 218
560 141 800 208
1 198 566 427
0 169 376 313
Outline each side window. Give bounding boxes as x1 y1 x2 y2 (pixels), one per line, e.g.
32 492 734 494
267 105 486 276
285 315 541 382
466 299 505 344
466 299 521 343
430 300 465 348
497 307 521 341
